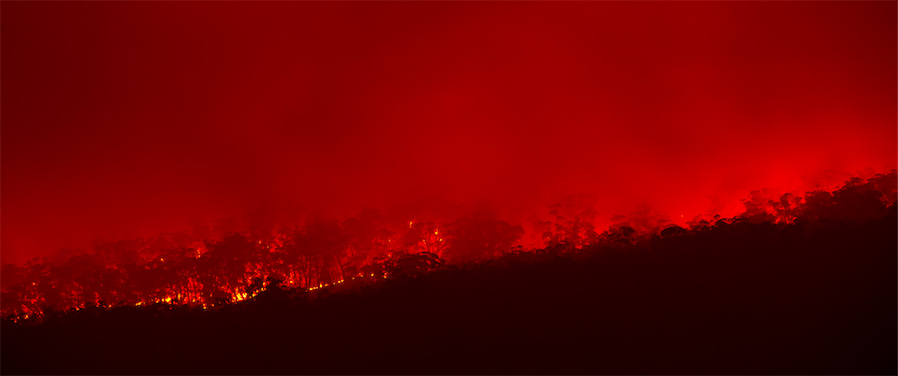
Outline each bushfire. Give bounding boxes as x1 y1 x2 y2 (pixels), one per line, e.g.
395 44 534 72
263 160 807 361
1 171 895 323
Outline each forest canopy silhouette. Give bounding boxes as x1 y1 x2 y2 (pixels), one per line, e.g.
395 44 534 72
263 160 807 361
2 171 894 320
2 171 896 374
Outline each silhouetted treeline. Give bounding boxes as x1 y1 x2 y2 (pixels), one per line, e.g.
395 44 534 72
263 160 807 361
2 183 895 374
2 170 895 323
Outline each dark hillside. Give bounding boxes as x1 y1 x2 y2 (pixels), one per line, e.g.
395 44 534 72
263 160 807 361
3 208 895 374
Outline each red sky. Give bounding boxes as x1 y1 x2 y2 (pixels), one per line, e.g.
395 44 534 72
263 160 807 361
2 1 896 265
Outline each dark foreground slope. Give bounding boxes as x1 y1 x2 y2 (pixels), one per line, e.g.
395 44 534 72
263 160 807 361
3 210 896 375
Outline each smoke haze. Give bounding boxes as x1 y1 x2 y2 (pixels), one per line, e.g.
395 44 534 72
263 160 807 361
2 1 895 264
